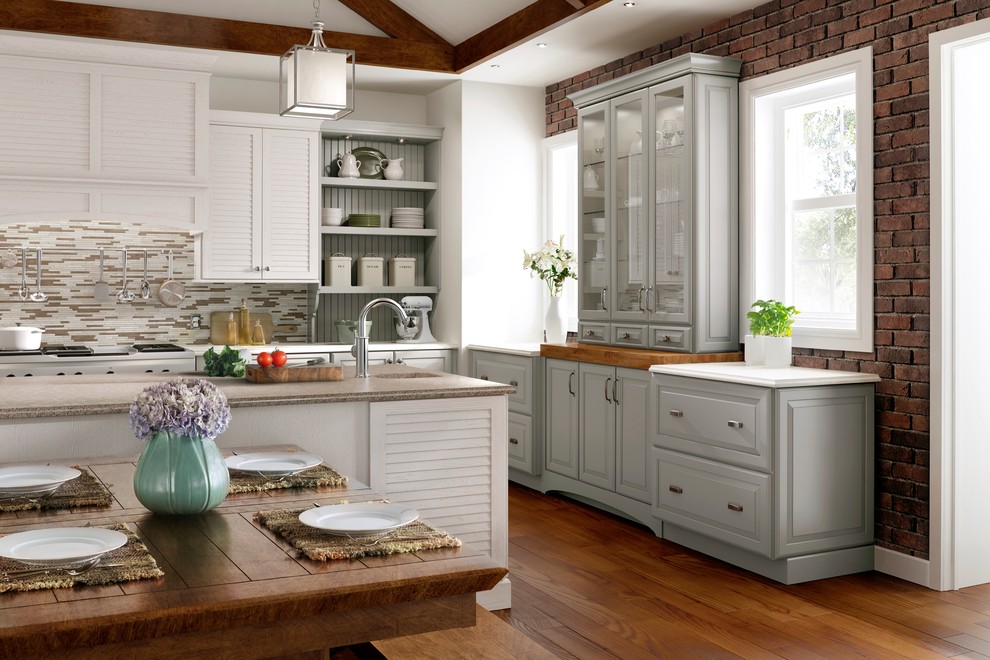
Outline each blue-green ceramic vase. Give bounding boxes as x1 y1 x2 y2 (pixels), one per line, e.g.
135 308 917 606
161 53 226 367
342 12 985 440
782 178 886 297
133 430 229 515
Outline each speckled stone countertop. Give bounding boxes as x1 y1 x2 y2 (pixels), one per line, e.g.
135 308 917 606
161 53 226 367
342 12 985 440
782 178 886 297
0 364 514 420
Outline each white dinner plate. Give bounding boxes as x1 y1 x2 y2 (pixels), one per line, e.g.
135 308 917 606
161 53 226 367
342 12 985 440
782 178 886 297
0 527 127 566
0 465 81 497
224 452 323 477
298 502 419 535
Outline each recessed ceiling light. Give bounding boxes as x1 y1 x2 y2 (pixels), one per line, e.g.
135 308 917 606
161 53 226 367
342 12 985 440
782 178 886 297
536 43 549 48
624 1 636 6
490 64 501 69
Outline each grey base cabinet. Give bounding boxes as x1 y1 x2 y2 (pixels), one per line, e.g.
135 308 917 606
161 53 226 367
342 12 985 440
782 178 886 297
470 350 543 476
543 358 655 530
651 372 876 584
332 348 455 373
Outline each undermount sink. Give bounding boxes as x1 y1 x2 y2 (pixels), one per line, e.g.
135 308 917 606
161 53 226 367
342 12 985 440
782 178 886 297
373 372 442 379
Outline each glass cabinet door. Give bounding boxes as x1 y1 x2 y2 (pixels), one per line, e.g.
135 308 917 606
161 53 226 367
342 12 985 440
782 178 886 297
650 78 691 323
578 102 609 320
610 89 649 321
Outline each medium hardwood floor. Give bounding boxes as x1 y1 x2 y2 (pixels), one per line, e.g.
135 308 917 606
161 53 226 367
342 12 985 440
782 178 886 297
487 483 990 659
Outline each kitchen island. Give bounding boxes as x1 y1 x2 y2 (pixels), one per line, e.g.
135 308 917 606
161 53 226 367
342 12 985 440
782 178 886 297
0 364 513 608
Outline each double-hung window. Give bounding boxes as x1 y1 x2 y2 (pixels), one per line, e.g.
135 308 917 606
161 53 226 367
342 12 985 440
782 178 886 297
741 48 873 352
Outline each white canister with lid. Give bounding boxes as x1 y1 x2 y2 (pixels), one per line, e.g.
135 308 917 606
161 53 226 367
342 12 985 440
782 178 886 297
325 253 352 287
357 254 384 287
388 254 416 287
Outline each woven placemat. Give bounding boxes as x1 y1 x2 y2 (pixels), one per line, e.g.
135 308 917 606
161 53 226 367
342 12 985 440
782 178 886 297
228 464 348 494
0 468 113 513
0 523 165 593
255 506 461 561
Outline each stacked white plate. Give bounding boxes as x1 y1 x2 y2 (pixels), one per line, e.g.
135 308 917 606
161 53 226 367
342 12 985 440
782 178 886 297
391 207 424 229
0 465 80 499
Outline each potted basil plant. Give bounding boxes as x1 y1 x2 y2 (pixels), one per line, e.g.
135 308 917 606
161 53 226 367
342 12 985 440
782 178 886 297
745 299 799 367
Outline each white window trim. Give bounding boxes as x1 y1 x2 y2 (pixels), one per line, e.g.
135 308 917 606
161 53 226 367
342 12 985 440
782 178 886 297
740 47 874 352
542 131 579 333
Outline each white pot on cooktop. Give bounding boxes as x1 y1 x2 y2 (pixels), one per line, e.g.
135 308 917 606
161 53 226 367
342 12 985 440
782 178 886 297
0 326 43 351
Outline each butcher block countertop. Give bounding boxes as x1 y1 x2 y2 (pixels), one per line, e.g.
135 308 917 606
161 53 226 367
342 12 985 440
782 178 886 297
540 342 743 370
0 364 513 420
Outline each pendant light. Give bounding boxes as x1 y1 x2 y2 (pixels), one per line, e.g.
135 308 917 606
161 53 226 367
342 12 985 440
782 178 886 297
279 0 355 119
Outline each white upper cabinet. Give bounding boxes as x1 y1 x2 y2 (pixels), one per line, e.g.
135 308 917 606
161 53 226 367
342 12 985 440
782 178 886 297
200 112 320 282
0 37 211 230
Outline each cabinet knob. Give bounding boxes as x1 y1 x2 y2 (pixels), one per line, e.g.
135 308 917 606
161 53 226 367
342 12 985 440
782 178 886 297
254 266 261 272
480 375 489 380
586 330 595 337
621 332 630 339
386 358 393 364
727 420 744 429
669 409 684 417
509 438 519 445
669 485 683 494
396 358 404 364
509 380 518 387
264 266 271 272
727 502 744 512
659 335 671 343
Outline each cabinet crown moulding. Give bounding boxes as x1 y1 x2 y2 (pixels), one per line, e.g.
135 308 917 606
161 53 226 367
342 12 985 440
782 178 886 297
0 33 216 72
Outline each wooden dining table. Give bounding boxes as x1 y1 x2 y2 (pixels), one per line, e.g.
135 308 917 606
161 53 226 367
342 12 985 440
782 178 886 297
0 448 506 659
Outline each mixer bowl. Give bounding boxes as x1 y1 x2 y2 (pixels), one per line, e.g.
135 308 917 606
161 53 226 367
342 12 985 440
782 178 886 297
395 316 420 340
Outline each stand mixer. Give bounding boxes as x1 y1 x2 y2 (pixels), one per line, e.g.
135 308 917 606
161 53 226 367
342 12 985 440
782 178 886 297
395 296 437 343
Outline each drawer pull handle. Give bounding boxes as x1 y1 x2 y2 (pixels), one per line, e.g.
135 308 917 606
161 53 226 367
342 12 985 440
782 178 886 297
510 380 518 387
604 377 612 403
586 329 595 337
727 502 744 512
669 409 684 417
727 420 744 429
568 371 575 396
668 485 683 494
659 335 670 343
621 332 630 339
509 438 519 445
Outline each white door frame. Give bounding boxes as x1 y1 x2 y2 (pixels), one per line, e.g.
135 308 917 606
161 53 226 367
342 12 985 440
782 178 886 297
930 17 990 591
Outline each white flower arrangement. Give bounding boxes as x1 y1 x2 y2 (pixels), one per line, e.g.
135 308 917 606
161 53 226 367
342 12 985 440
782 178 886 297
522 235 577 298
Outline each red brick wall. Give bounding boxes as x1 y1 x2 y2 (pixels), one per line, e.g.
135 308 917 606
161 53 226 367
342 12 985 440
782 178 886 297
547 0 990 559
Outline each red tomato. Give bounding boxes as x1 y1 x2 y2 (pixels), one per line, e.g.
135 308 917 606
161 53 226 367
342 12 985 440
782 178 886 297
271 349 288 367
256 351 273 368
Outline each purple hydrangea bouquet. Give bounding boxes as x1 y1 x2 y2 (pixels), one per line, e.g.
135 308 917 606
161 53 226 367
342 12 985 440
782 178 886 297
129 378 231 441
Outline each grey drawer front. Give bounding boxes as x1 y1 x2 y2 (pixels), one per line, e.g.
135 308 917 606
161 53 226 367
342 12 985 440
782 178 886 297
654 377 771 471
649 326 691 352
655 449 771 556
507 412 534 474
474 355 532 414
578 322 609 344
612 324 648 348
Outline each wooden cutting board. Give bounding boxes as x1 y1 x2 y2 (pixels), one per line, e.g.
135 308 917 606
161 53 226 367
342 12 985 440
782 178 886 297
245 365 344 383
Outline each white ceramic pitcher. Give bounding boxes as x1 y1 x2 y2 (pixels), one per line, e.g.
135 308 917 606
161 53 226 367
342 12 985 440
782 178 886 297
381 157 404 181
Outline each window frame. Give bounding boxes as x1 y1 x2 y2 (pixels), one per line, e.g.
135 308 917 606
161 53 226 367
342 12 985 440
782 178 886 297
739 47 874 352
542 131 579 333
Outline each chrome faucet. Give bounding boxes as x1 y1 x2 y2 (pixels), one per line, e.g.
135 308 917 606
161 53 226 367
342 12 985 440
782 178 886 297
352 298 412 378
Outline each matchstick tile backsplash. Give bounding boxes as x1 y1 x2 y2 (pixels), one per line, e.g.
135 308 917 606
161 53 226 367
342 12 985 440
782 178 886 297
0 220 309 347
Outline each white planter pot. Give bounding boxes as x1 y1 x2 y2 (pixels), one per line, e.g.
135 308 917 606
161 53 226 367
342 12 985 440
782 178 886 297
744 334 765 366
763 336 792 368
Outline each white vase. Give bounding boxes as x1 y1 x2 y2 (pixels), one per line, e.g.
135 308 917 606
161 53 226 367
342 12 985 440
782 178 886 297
744 334 765 366
544 296 566 344
763 336 792 368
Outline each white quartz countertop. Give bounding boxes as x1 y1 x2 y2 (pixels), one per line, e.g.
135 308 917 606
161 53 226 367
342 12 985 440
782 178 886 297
182 342 459 356
0 364 512 420
649 362 881 387
465 343 544 357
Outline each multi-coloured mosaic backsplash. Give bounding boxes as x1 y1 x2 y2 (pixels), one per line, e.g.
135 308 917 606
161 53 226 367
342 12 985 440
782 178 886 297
0 220 309 347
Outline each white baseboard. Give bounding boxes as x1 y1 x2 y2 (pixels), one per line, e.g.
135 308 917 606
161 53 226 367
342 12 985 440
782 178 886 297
477 577 511 611
874 546 930 588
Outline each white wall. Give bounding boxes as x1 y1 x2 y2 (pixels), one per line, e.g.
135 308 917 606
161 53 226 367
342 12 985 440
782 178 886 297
210 76 429 124
459 81 545 346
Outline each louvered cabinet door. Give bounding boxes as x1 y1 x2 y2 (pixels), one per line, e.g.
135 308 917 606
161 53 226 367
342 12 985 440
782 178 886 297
261 129 318 281
202 125 262 280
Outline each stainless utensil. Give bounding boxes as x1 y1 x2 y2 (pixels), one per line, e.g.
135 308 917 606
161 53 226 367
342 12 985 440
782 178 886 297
116 249 134 302
140 249 151 300
94 247 110 299
28 248 47 302
157 250 185 307
1 557 123 581
17 248 28 301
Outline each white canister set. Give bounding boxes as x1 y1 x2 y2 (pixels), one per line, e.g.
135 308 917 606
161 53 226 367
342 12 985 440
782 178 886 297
324 253 417 288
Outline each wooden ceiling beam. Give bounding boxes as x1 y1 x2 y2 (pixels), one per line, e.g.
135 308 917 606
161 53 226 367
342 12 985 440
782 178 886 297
452 0 608 72
338 0 448 45
0 0 454 72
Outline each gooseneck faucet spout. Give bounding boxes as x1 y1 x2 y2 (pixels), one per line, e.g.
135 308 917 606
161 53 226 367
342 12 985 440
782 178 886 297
353 298 411 378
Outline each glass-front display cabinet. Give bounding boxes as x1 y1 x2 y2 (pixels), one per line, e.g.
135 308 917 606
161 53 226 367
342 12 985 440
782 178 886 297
569 53 741 353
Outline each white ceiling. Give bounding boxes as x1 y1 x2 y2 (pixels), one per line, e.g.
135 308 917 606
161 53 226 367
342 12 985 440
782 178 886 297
50 0 763 93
